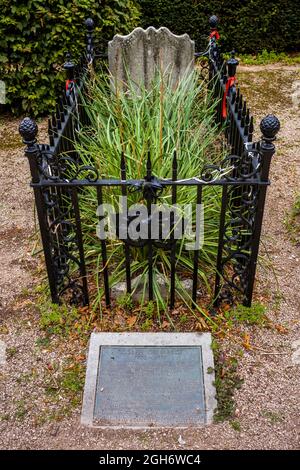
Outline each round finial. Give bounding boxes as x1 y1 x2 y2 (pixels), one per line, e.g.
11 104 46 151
209 15 218 28
260 114 280 140
227 50 239 66
19 117 38 143
64 51 74 70
85 18 94 31
227 50 239 76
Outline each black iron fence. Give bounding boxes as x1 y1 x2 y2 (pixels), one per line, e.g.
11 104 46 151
19 16 280 310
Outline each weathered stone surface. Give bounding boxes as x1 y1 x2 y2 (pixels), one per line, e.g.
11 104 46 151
111 274 194 302
108 27 195 90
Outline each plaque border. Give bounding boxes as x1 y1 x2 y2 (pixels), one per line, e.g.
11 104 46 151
81 332 217 429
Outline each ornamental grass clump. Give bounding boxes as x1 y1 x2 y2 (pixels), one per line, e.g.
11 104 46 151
75 68 226 317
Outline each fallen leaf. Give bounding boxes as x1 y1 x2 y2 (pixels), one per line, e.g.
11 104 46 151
274 324 288 334
127 316 137 327
0 326 9 335
78 306 89 314
161 320 170 328
75 354 85 362
196 318 207 330
243 333 251 350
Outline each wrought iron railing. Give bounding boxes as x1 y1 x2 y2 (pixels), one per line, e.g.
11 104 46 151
19 16 280 310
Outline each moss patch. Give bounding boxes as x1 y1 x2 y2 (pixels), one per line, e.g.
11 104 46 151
212 341 244 423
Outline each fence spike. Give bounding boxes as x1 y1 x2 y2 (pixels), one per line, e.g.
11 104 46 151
120 151 126 178
245 109 250 124
55 105 62 130
146 149 151 179
48 117 52 133
238 94 243 120
249 116 254 142
48 118 54 146
244 109 250 135
51 113 58 137
241 101 247 127
65 90 71 107
62 92 68 108
172 149 177 172
221 61 227 82
59 96 65 113
59 98 65 122
239 94 243 109
235 88 240 112
242 101 247 116
231 90 236 104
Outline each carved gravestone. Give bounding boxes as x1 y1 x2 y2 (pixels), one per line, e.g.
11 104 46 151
108 27 195 90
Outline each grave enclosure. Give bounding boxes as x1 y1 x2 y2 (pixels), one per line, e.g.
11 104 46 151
19 16 280 311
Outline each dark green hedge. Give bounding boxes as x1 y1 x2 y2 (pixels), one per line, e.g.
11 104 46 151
0 0 140 115
137 0 300 53
1 0 299 115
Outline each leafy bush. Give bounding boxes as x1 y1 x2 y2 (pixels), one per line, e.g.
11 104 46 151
225 50 300 65
137 0 300 54
0 0 140 115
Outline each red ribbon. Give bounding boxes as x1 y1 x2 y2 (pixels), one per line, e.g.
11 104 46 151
210 30 220 40
65 79 74 91
222 76 236 118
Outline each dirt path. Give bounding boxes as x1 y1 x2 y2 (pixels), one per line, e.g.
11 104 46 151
0 64 299 450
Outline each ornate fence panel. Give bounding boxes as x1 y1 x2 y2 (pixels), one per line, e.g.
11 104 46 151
19 16 280 310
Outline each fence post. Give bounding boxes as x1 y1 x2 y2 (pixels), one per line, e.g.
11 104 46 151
244 114 280 306
64 52 75 97
63 52 76 121
85 17 94 65
208 16 219 84
225 51 238 137
19 117 59 303
209 15 219 43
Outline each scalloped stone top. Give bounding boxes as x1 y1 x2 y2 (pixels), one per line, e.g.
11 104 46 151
108 27 195 90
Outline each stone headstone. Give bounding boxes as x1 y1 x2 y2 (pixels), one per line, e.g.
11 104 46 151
108 27 195 90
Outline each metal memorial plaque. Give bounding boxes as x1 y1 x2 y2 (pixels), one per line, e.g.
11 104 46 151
94 346 205 426
81 333 217 428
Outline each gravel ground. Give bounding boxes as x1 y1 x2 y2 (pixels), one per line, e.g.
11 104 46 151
0 64 299 450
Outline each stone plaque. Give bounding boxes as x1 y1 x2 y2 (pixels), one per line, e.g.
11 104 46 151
94 346 205 426
81 333 217 428
108 27 195 91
